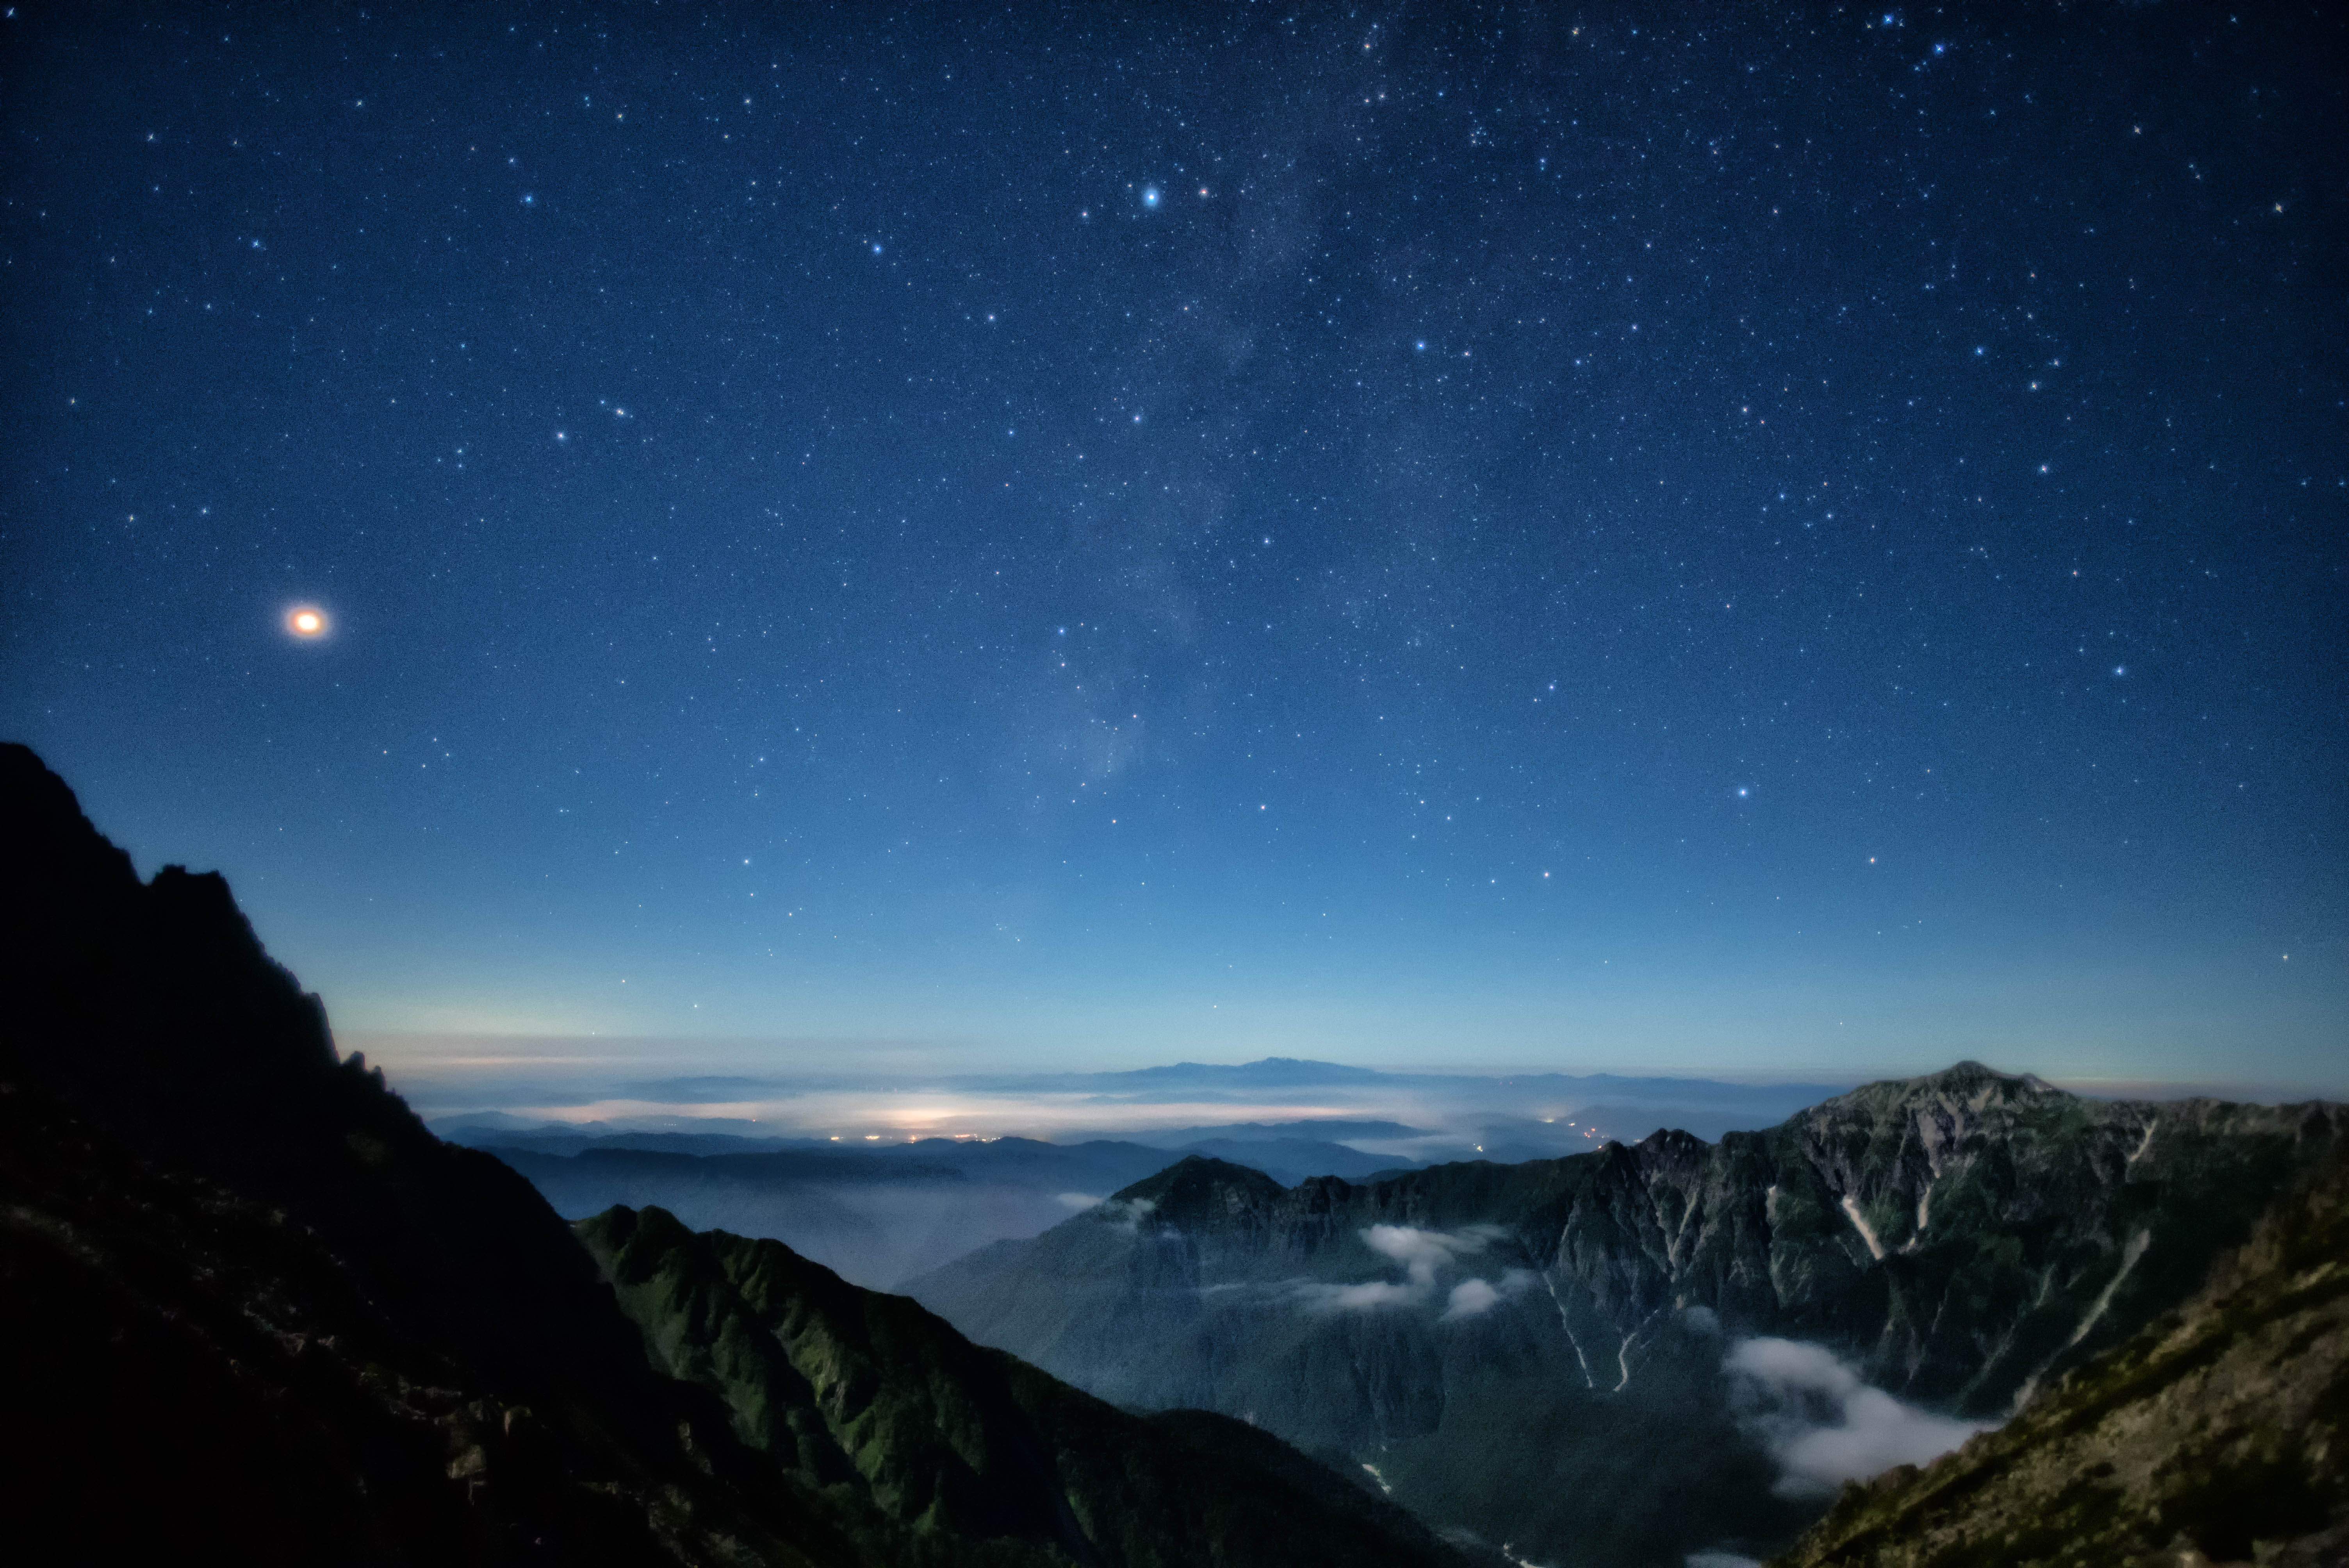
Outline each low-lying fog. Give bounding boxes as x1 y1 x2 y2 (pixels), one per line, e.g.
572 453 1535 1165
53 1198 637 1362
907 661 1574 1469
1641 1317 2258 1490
419 1055 1850 1287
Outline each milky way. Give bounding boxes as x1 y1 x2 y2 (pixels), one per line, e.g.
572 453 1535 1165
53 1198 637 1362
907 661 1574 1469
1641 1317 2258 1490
4 5 2340 1087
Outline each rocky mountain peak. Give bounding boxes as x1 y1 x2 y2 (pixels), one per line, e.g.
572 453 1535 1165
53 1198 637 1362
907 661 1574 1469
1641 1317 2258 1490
914 1058 2341 1568
0 741 139 911
1109 1153 1288 1228
1627 1125 1716 1168
1810 1060 2060 1122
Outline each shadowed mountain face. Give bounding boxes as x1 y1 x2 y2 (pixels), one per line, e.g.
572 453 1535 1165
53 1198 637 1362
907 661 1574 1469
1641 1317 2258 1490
579 1205 1474 1568
0 741 1474 1568
0 742 859 1562
907 1067 2344 1568
0 1064 829 1566
1770 1145 2349 1567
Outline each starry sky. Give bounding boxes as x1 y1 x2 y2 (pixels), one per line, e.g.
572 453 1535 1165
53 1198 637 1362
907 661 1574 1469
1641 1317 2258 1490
5 3 2343 1095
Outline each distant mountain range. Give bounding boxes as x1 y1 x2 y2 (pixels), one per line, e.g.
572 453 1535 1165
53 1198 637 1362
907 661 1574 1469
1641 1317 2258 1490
441 1125 1404 1286
437 1115 1411 1188
7 734 2341 1567
436 1082 1861 1287
0 741 1479 1567
445 1064 1855 1157
907 1065 2344 1567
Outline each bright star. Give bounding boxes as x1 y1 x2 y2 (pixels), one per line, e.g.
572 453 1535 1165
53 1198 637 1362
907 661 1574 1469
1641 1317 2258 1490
1141 186 1161 209
286 606 329 639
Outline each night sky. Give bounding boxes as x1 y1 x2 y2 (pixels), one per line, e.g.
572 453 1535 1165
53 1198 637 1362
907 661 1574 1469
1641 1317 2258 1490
5 4 2343 1093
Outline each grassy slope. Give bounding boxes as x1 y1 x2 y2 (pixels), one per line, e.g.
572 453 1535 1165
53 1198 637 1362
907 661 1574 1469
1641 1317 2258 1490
581 1204 1479 1568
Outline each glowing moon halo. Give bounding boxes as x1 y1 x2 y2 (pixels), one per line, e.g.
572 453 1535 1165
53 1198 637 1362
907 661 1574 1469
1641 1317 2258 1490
286 606 329 639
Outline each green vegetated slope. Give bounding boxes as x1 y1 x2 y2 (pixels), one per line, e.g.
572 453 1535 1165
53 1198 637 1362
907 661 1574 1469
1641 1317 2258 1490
580 1205 1475 1568
0 741 1469 1568
1771 1146 2349 1567
910 1068 2344 1568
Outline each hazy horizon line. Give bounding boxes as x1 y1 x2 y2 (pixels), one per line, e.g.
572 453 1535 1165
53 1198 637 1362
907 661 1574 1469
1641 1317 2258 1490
339 1030 2348 1128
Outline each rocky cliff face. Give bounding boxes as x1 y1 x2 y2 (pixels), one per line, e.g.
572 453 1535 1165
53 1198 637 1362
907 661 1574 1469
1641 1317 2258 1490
0 740 1472 1568
1545 1064 2337 1411
1769 1145 2349 1567
909 1066 2342 1568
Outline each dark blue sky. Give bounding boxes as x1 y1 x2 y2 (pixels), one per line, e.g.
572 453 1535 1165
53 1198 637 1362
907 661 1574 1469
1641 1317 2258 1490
5 3 2342 1090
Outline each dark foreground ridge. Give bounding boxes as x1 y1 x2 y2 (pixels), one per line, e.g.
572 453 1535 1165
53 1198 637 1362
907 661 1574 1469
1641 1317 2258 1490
0 741 1471 1567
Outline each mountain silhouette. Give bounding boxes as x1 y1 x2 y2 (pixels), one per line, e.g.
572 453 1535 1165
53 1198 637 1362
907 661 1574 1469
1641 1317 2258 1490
0 741 1474 1568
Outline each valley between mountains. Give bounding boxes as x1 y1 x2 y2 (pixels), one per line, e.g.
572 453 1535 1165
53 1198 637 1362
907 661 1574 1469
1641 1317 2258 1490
904 1067 2341 1566
0 742 1471 1568
3 737 2342 1567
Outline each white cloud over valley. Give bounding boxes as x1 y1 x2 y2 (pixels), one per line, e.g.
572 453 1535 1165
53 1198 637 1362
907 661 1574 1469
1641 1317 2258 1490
1726 1337 1993 1497
1443 1268 1538 1319
1295 1224 1527 1315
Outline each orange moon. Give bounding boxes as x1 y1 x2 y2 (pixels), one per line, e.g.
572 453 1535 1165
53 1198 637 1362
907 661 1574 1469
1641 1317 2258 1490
287 606 329 638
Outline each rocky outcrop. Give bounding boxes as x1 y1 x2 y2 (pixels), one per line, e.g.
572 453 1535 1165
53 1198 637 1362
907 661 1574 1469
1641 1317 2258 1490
1770 1146 2349 1567
909 1066 2342 1567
